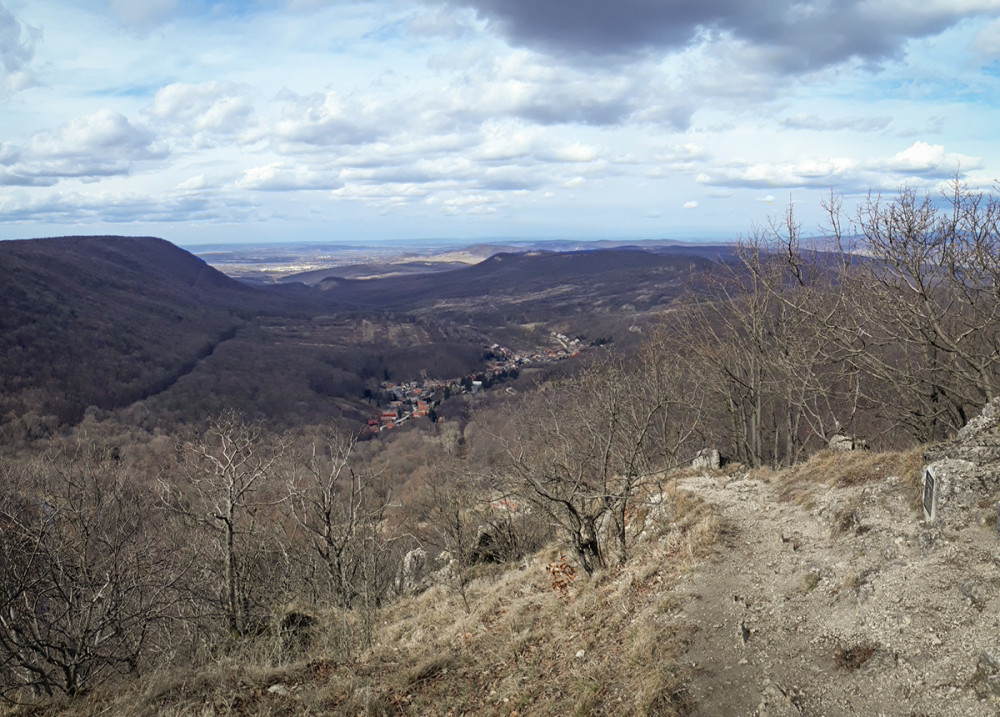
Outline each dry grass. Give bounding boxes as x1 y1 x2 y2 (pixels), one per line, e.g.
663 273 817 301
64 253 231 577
13 492 722 717
774 447 924 506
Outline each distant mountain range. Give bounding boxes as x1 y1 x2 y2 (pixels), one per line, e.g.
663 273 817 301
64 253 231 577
314 247 725 312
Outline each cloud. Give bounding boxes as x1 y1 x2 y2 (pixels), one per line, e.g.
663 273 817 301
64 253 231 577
146 82 255 143
879 141 981 175
176 175 207 192
27 109 160 157
331 181 435 209
0 2 39 93
461 51 638 126
272 90 388 149
973 17 1000 56
547 143 599 162
782 114 893 132
237 162 340 191
0 110 166 186
696 157 858 190
409 4 481 39
428 0 1000 73
0 187 256 224
683 200 698 209
471 119 602 165
107 0 179 29
693 141 983 195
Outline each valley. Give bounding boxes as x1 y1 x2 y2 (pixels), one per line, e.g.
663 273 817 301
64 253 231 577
0 236 718 439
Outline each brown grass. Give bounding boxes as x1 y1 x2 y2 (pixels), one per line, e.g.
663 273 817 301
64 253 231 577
15 492 722 717
775 447 924 506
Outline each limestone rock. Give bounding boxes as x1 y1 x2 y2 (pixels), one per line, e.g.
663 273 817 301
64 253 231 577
921 398 1000 526
971 649 1000 699
829 434 867 451
957 397 1000 445
400 547 428 595
692 449 721 471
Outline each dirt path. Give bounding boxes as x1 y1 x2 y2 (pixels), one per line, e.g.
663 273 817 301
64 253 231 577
673 472 1000 716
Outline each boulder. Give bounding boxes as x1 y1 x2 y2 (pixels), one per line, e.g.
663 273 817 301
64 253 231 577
971 649 1000 699
399 547 428 595
829 434 867 451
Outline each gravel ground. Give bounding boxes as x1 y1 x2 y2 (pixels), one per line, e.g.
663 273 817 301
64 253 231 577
673 469 1000 716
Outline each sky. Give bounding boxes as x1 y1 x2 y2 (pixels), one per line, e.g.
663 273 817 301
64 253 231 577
1 0 999 247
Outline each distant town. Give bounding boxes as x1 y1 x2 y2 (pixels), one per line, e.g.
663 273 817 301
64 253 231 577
364 332 602 433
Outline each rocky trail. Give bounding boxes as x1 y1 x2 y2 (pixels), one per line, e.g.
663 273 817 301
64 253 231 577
672 467 1000 716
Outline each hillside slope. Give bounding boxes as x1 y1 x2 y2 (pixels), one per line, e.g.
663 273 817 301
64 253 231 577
308 248 717 350
0 236 270 429
316 248 711 315
28 445 1000 716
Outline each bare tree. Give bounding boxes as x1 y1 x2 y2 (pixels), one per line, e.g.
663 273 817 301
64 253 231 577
0 445 184 701
161 410 288 638
831 182 1000 440
668 204 861 467
287 428 404 648
499 353 688 573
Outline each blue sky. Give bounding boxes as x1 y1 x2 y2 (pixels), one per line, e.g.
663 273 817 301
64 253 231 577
1 0 998 246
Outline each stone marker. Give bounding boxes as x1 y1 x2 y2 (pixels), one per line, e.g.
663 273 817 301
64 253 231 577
921 397 1000 527
920 458 978 525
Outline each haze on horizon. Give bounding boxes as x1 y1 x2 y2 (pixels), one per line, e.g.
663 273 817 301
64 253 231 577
0 0 997 247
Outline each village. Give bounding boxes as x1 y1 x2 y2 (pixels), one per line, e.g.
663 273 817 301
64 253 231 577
365 332 587 433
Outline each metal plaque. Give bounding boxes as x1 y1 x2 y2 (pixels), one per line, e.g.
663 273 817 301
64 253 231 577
923 466 936 521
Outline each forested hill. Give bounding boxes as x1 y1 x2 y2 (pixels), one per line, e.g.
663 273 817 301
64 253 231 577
0 236 275 429
2 235 260 299
315 248 714 313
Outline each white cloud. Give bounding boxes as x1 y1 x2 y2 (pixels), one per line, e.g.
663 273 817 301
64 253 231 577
880 141 980 174
548 142 599 162
149 83 251 128
27 109 157 157
691 140 984 195
0 3 39 94
973 17 1000 56
4 0 999 243
464 50 637 126
0 110 165 186
271 90 389 149
694 158 857 189
237 162 339 191
782 114 893 132
0 186 256 224
176 175 207 191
